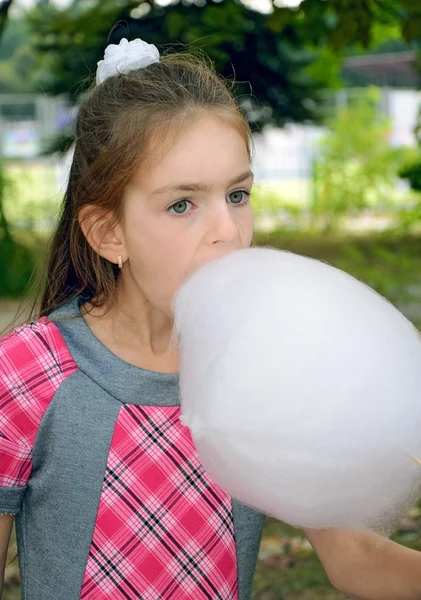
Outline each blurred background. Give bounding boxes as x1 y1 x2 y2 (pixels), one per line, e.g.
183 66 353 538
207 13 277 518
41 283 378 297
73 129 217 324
2 0 421 597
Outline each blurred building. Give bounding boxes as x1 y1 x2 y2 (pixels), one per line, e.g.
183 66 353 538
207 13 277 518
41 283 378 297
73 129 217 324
0 93 72 159
252 51 421 202
342 51 421 147
343 51 420 89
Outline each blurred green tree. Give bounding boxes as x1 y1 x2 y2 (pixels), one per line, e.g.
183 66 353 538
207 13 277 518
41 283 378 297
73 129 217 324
0 17 39 92
0 162 36 298
398 91 421 201
25 0 333 131
0 0 14 43
311 87 403 233
0 162 11 243
22 0 421 128
3 0 421 128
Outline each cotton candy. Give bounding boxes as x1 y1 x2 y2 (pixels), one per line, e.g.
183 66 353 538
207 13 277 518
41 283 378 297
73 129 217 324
172 247 421 533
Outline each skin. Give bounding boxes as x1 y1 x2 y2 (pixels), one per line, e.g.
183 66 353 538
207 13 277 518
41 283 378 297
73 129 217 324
304 526 421 599
79 114 254 373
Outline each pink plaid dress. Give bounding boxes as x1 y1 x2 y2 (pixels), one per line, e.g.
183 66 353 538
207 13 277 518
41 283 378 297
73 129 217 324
0 317 239 599
80 404 238 599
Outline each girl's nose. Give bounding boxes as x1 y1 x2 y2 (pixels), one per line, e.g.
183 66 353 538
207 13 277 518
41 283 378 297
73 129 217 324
210 201 239 245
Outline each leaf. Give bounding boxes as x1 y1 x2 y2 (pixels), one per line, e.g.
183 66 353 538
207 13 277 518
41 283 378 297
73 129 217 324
165 11 187 39
266 6 293 34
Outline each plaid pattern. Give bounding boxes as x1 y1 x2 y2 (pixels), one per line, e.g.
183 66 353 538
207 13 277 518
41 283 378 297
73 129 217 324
81 405 238 599
0 317 77 487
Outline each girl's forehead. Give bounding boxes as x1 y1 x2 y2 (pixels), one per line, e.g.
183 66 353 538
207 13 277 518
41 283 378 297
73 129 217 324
136 158 252 190
128 113 251 194
152 113 248 157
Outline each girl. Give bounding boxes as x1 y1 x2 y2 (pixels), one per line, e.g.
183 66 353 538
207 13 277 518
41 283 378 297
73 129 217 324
0 37 421 600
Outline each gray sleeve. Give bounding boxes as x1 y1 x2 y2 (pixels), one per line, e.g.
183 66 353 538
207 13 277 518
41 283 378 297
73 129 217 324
0 486 26 515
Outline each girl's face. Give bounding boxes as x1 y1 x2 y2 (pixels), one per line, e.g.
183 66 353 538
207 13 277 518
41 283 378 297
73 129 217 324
120 114 254 317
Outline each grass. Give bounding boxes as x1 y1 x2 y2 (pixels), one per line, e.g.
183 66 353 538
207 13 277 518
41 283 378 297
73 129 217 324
253 519 344 600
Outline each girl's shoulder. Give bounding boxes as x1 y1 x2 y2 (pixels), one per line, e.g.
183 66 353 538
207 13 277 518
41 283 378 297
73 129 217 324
0 318 78 495
0 316 78 403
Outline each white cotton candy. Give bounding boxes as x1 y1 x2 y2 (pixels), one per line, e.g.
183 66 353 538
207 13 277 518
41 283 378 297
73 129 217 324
172 247 421 533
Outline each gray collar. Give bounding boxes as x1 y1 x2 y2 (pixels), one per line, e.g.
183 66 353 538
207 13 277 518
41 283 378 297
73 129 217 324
49 295 180 406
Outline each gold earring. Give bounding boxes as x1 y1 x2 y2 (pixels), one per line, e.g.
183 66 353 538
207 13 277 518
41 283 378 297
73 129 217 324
117 255 123 269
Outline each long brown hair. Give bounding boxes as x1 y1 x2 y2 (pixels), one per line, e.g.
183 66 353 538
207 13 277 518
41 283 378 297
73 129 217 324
8 46 253 331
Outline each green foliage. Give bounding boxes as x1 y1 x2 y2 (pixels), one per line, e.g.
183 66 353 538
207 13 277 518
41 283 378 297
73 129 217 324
251 186 300 215
268 0 421 51
0 6 20 59
311 87 404 233
0 161 11 241
266 0 416 50
0 18 39 92
4 0 421 100
0 235 36 298
2 163 60 233
0 163 38 297
304 45 344 91
399 159 421 192
335 239 421 309
398 112 421 201
24 0 335 129
4 0 421 133
251 186 309 234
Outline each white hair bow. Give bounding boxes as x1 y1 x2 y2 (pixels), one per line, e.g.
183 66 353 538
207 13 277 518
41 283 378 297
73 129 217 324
96 38 160 85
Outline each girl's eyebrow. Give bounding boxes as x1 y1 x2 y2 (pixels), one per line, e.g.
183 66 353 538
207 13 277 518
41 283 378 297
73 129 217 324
151 171 254 196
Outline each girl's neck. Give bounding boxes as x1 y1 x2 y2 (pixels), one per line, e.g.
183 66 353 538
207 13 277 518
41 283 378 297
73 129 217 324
80 294 180 374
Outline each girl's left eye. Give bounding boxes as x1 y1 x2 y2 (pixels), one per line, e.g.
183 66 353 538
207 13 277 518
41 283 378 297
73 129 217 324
228 190 250 204
167 190 250 217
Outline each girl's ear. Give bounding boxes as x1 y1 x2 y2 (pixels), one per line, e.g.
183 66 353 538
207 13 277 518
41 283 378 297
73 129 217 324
78 205 127 265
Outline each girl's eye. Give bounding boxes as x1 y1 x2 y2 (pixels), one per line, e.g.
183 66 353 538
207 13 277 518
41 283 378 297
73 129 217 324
168 200 192 216
167 190 250 217
228 190 249 204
